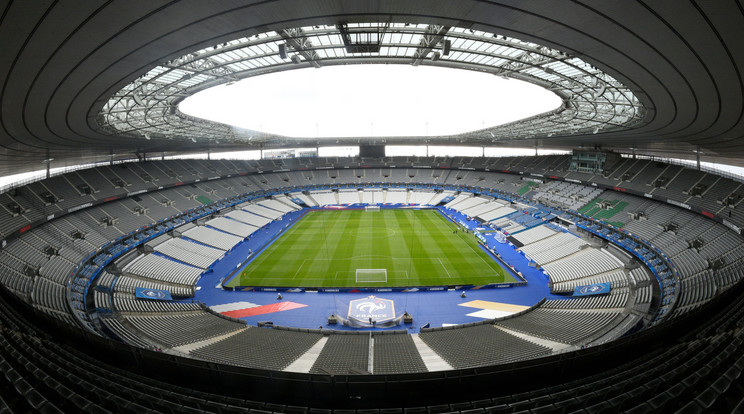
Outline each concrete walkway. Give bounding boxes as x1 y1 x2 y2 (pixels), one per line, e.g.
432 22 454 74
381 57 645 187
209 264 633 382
493 325 575 353
284 336 328 373
172 327 246 353
411 334 453 371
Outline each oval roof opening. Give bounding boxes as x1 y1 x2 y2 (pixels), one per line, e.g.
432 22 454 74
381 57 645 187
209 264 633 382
179 64 562 138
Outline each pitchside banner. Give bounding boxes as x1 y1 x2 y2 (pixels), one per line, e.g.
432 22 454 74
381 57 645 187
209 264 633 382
135 287 173 301
573 282 611 297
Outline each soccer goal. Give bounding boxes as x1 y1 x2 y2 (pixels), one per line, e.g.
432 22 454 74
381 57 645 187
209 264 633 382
356 268 387 283
365 205 381 212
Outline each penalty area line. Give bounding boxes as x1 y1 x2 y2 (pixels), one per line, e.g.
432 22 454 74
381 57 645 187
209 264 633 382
438 258 452 278
292 259 307 279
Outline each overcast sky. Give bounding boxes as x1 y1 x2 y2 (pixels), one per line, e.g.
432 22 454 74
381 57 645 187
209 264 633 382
179 64 562 138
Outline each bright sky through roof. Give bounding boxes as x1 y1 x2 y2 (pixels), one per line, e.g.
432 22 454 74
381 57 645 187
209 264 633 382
179 65 562 138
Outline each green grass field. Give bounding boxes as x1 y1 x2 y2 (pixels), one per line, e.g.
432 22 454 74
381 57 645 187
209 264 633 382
225 209 515 288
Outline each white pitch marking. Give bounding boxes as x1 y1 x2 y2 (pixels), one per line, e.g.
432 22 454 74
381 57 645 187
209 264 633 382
438 258 452 278
292 259 308 279
437 213 501 275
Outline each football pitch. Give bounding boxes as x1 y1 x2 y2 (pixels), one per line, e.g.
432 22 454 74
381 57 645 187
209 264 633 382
225 209 516 288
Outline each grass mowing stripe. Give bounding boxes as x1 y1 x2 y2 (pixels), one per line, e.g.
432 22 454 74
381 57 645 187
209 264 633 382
422 211 465 273
386 210 413 282
410 210 434 285
227 209 516 288
313 211 345 278
431 211 505 279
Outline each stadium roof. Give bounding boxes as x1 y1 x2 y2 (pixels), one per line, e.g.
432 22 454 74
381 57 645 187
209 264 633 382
103 24 640 143
1 1 743 175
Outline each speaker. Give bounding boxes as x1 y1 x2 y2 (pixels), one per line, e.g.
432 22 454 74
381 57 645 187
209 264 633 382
279 44 287 59
442 39 451 55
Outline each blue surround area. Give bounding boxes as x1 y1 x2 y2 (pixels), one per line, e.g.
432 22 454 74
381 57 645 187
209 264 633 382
183 204 564 332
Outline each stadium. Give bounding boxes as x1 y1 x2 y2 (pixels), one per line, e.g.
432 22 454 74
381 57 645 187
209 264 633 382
0 1 744 413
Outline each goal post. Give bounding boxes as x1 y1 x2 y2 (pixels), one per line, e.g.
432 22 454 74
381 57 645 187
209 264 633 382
364 205 381 212
355 268 387 283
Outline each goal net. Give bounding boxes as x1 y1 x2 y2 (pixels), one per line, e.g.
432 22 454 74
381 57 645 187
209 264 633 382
365 205 381 212
355 268 387 283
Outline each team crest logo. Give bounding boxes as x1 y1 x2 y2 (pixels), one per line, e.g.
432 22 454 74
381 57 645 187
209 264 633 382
142 289 169 299
135 287 173 301
580 285 605 295
348 295 395 322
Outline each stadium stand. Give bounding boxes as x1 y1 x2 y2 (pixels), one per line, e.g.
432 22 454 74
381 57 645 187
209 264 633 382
0 256 742 410
112 274 194 298
7 2 744 408
510 225 556 245
153 238 224 269
337 189 360 205
99 316 155 349
461 198 503 219
244 203 284 220
0 158 740 324
123 253 203 286
495 309 622 345
190 328 323 371
0 155 743 410
542 249 623 284
310 334 370 374
519 232 588 264
112 292 202 314
533 181 603 210
449 195 488 213
385 189 408 204
309 191 337 206
215 214 262 235
123 312 246 348
443 192 473 209
542 290 629 310
372 332 428 374
551 269 631 293
419 324 553 368
182 225 242 251
478 204 517 222
261 197 299 213
290 191 319 207
407 190 438 205
361 189 384 204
